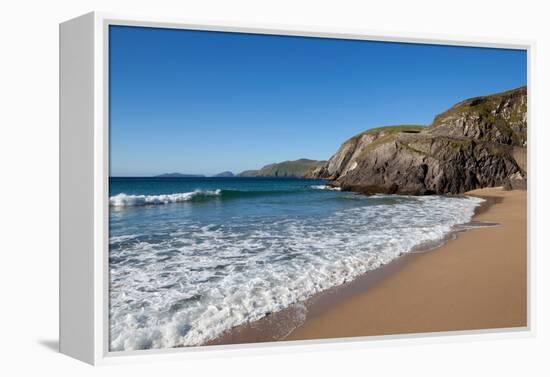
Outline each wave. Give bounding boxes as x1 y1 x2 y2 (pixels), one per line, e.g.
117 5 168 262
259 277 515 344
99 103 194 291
310 185 341 191
109 187 327 207
109 190 222 207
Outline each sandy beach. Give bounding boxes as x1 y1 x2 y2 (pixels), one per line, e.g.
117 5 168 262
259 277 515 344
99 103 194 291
208 187 527 346
285 187 527 341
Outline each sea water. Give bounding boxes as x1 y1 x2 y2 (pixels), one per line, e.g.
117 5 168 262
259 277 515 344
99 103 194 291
108 177 483 351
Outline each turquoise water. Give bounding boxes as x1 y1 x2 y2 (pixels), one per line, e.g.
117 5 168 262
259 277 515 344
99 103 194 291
108 177 483 351
109 177 380 233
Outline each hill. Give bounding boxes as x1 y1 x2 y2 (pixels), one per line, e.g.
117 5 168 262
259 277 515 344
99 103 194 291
213 171 235 177
238 159 327 178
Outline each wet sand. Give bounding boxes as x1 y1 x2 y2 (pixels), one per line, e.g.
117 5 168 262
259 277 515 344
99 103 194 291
208 187 527 345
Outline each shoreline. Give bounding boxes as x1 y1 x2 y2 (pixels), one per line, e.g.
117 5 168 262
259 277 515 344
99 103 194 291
206 187 527 346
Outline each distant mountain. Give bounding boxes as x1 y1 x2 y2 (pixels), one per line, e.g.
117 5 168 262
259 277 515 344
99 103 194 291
155 173 205 178
213 171 235 177
238 159 327 178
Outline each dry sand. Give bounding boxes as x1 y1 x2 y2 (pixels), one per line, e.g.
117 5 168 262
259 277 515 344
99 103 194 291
285 187 527 341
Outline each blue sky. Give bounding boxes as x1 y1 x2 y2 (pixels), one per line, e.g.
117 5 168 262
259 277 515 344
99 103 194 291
109 26 527 176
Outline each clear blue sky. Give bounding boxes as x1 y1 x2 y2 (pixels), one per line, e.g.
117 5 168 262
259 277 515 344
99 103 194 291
109 25 527 177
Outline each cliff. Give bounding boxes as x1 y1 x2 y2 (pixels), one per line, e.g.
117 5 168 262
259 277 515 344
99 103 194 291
239 159 327 178
309 86 527 195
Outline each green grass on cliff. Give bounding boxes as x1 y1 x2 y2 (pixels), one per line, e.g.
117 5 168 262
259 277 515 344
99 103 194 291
364 124 426 134
431 86 527 127
346 124 425 146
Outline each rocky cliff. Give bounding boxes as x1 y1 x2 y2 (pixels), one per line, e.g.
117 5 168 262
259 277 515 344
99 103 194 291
309 86 527 195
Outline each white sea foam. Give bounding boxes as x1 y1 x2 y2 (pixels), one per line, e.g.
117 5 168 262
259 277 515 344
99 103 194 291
108 234 139 244
108 194 484 351
109 189 221 207
310 185 341 191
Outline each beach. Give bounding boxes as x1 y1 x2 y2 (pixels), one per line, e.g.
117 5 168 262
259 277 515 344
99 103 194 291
285 187 527 341
108 178 527 349
208 187 527 345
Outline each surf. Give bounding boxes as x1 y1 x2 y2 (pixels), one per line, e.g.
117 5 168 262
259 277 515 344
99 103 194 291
109 187 319 207
108 178 485 351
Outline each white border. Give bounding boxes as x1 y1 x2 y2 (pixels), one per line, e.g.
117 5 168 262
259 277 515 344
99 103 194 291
85 11 534 365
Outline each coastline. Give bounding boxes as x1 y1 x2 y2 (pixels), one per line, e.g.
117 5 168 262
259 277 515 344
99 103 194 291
207 187 527 346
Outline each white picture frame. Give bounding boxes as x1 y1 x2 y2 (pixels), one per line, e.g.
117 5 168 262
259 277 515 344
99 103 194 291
59 11 535 365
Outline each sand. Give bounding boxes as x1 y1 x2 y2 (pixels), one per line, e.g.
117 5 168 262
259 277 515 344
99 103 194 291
285 187 527 341
207 187 527 346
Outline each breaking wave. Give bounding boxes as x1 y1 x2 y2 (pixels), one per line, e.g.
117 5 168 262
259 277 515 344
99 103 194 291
109 187 329 207
109 190 222 206
311 185 341 191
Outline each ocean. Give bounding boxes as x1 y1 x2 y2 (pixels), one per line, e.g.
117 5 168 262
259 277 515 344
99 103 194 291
108 177 483 351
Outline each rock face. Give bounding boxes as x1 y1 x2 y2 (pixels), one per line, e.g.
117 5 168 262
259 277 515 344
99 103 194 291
309 87 527 195
239 159 327 178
